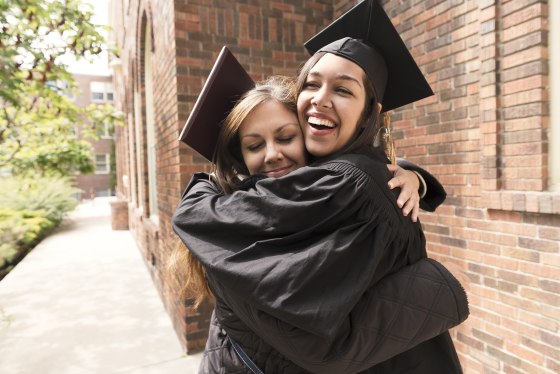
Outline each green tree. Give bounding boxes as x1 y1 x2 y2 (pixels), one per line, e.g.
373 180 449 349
0 0 123 176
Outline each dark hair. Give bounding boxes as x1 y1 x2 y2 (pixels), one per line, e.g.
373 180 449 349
294 51 383 159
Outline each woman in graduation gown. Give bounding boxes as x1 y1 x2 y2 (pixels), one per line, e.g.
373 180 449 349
173 2 468 372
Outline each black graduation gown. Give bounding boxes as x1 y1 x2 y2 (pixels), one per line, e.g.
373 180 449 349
173 147 468 373
396 157 446 212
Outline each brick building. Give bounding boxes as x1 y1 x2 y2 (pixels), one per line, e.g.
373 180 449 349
109 0 559 372
73 74 115 200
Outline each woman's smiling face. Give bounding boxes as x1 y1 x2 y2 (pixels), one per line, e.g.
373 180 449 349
239 100 307 178
297 53 368 158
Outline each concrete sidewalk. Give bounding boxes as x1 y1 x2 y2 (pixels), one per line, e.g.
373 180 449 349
0 198 202 373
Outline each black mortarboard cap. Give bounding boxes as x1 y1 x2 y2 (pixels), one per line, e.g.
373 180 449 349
304 0 433 112
179 46 254 161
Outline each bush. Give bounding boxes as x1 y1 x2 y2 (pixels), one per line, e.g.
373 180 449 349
0 208 55 273
0 177 80 278
0 177 80 224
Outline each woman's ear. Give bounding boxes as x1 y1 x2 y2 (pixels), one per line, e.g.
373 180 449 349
377 103 383 113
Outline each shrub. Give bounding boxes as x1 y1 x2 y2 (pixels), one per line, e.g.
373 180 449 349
0 177 80 278
0 243 18 270
0 177 80 224
0 208 55 272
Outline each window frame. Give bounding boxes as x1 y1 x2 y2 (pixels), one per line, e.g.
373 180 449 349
94 154 111 174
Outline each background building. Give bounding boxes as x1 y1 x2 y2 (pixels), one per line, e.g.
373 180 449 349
109 0 559 372
73 74 115 200
65 0 115 200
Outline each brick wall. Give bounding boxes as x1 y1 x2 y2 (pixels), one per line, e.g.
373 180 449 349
389 0 559 373
111 0 559 371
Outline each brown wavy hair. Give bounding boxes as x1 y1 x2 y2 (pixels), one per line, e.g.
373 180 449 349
169 76 298 307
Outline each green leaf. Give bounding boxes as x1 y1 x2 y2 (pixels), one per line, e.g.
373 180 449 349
0 0 122 176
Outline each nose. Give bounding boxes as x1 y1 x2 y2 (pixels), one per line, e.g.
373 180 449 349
264 143 283 164
310 86 331 108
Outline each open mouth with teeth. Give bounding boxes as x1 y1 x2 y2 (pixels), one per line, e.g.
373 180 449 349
308 116 336 130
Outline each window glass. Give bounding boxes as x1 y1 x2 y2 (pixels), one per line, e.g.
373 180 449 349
91 92 104 101
95 154 109 174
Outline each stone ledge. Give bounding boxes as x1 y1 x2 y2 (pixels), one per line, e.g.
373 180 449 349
110 200 130 230
483 191 560 215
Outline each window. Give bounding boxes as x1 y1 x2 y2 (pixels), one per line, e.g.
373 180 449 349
101 123 113 138
90 81 114 102
91 92 104 101
46 80 75 99
144 21 158 220
95 154 110 174
95 189 113 197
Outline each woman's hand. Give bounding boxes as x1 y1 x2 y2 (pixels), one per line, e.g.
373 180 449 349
387 164 420 222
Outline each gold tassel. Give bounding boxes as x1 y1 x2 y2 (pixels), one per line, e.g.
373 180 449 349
383 113 396 165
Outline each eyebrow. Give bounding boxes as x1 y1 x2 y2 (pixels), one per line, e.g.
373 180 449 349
307 71 362 87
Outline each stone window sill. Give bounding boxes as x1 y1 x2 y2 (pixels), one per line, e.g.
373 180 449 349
483 191 560 214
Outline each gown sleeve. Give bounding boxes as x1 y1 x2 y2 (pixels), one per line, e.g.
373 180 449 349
396 157 447 212
214 257 468 373
173 162 402 340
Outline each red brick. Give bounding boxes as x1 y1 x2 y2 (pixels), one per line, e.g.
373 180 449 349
539 227 560 241
507 342 546 366
502 46 546 70
521 336 560 362
502 75 547 95
503 17 544 42
502 2 545 29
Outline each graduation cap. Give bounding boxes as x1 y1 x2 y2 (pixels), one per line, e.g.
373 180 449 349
304 0 433 112
179 46 254 161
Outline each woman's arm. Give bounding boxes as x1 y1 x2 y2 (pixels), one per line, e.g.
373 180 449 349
222 258 468 374
396 158 447 212
173 166 387 339
173 157 444 341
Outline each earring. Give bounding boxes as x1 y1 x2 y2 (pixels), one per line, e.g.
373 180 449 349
383 113 396 165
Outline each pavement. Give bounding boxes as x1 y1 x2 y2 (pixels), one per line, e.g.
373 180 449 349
0 198 202 374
